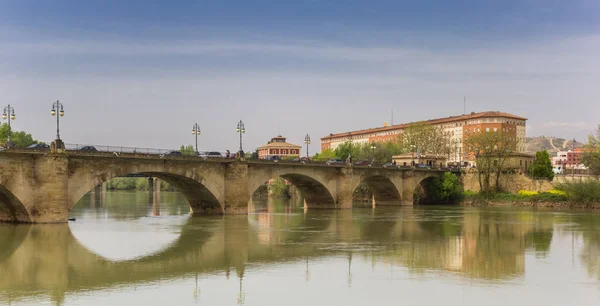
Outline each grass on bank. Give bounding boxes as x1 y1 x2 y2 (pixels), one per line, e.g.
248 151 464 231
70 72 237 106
464 178 600 204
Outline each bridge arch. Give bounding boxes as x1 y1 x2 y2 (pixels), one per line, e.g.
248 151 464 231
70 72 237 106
68 159 226 215
353 174 402 206
248 167 337 209
0 185 31 223
413 173 443 205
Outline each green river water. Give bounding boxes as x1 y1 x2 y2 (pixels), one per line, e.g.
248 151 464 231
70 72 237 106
1 191 599 305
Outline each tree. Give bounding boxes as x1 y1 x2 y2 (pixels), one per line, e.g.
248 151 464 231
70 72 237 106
179 144 195 156
0 123 38 148
531 150 554 180
465 130 518 195
314 148 336 161
401 122 451 157
582 125 600 175
333 141 361 160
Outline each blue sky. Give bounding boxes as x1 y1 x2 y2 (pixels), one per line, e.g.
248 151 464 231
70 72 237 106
1 0 599 152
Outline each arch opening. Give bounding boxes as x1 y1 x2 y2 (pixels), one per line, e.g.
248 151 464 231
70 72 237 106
414 176 438 205
353 175 402 207
250 173 336 209
0 185 31 223
71 172 223 215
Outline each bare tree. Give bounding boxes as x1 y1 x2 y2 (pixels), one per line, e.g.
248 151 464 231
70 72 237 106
465 130 518 194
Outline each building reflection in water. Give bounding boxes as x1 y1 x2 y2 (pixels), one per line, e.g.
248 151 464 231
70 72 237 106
1 205 600 304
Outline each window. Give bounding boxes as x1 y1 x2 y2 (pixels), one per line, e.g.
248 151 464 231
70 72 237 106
494 128 497 132
486 128 490 132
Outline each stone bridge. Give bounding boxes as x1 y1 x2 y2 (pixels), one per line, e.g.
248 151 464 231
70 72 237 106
0 151 446 223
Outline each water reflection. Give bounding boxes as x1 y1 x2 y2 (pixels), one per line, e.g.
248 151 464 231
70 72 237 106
1 193 600 305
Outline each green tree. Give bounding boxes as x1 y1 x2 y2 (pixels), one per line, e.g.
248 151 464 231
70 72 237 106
334 141 361 160
401 121 451 156
582 124 600 175
269 177 290 197
0 123 38 147
179 144 196 156
531 150 554 180
314 148 336 161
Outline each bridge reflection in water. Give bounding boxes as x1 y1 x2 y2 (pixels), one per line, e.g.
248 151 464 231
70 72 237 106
1 193 600 305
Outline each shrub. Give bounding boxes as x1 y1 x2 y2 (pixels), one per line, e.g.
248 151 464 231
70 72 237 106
555 178 600 203
518 190 539 197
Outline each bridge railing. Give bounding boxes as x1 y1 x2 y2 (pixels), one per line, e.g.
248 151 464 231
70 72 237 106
65 144 175 155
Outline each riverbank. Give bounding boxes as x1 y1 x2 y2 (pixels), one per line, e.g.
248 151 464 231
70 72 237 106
461 198 600 209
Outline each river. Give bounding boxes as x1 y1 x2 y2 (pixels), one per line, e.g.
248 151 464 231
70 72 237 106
1 191 599 305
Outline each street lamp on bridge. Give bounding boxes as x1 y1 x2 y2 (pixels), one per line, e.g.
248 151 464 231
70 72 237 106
304 134 311 159
2 104 16 148
370 143 376 162
192 123 201 155
236 120 245 155
51 100 65 150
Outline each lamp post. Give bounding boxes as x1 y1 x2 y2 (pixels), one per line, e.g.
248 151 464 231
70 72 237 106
410 144 416 167
51 100 65 140
370 143 376 162
2 104 16 148
192 123 201 155
304 134 311 159
236 120 245 154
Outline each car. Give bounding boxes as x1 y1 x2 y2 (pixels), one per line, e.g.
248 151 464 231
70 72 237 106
79 146 97 152
266 155 281 161
416 164 431 169
27 143 50 149
354 160 371 166
165 150 183 156
382 162 397 168
326 158 345 165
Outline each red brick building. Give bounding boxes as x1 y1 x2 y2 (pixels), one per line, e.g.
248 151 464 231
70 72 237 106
258 135 302 159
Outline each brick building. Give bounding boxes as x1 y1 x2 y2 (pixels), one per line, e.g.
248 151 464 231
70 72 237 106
320 111 527 164
257 135 302 160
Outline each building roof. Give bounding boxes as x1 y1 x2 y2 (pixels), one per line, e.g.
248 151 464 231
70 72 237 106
321 111 528 140
258 142 301 149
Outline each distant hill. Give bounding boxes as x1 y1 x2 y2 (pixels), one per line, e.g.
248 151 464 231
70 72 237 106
525 136 585 155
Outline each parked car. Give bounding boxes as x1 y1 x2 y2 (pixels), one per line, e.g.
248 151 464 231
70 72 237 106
266 155 281 162
292 157 309 163
326 158 345 165
354 160 371 166
27 143 50 149
165 150 183 156
416 163 431 169
199 151 223 158
382 162 397 168
79 146 97 152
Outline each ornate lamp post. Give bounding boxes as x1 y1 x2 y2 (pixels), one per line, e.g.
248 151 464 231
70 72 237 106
192 123 201 155
2 104 16 148
304 134 311 159
370 143 376 162
51 100 65 150
236 120 245 154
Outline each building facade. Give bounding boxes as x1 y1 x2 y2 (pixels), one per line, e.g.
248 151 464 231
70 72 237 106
552 148 587 170
321 111 527 164
257 135 302 160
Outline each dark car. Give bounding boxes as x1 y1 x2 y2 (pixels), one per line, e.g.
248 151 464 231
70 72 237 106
27 143 50 149
200 151 223 158
266 155 281 162
326 158 345 165
165 150 183 156
382 162 397 168
354 160 371 167
79 146 97 152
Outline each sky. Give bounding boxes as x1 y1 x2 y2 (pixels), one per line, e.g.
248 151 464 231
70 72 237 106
1 0 599 153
